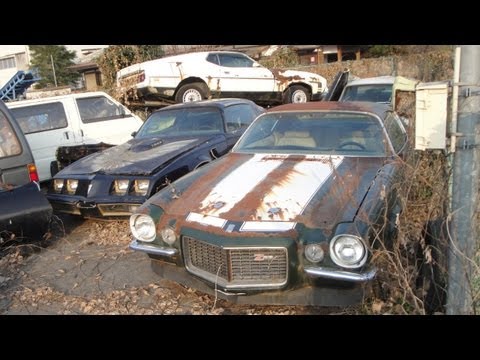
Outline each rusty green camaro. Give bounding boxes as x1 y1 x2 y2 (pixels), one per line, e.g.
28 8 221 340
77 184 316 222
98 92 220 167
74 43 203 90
129 101 408 306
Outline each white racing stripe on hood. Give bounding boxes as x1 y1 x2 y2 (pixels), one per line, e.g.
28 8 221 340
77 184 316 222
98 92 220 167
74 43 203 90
200 154 343 220
257 156 343 220
200 154 283 216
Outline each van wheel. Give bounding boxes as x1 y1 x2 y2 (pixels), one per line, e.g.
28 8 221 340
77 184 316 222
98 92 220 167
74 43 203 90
283 85 310 104
175 83 208 103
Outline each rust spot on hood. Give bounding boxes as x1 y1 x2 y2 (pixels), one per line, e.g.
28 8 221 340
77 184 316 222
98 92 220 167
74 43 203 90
218 155 305 222
165 152 252 216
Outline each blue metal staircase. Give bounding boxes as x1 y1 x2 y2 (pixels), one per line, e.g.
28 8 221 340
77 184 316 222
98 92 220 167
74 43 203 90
0 71 39 101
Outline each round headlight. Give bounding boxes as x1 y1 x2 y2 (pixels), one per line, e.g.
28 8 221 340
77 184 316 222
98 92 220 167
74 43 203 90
329 235 367 269
305 244 324 263
160 227 177 245
130 214 156 242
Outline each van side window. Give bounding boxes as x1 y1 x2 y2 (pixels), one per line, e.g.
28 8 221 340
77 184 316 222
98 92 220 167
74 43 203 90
0 111 22 157
77 96 125 123
9 102 67 134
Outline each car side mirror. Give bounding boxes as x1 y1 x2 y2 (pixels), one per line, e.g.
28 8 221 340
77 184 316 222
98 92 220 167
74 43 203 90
131 131 137 137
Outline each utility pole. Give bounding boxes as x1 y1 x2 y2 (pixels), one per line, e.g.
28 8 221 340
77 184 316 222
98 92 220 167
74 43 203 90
447 45 480 314
50 54 58 87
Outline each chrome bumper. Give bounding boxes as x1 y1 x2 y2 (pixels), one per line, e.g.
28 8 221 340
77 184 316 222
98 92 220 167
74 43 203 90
304 266 377 282
129 239 178 256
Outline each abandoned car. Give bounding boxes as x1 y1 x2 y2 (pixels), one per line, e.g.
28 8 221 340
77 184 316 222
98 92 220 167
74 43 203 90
46 99 264 219
129 101 408 306
324 70 418 109
0 100 52 243
116 51 328 106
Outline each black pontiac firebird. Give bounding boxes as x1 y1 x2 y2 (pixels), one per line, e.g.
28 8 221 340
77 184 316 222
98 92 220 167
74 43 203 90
46 99 264 218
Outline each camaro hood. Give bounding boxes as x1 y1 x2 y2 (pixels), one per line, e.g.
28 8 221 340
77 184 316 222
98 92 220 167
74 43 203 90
57 135 220 176
157 152 386 231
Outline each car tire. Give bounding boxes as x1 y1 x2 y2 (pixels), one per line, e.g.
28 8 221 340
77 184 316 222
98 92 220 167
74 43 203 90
416 218 448 314
175 83 208 103
283 85 310 104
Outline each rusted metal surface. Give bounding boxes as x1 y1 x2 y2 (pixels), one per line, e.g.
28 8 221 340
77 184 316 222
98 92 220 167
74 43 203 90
271 69 304 84
149 153 386 234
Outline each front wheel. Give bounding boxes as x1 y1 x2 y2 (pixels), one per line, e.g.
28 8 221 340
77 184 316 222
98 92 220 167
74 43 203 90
175 83 208 103
283 85 310 104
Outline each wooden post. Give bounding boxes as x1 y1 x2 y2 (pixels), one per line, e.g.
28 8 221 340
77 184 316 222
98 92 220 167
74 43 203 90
337 46 343 62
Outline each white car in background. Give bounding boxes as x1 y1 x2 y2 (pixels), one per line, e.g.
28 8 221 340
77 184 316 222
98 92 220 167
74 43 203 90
117 51 328 105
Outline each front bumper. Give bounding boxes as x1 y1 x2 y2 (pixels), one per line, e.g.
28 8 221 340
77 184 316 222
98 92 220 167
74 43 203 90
150 258 365 306
131 239 372 306
0 182 52 239
49 198 142 218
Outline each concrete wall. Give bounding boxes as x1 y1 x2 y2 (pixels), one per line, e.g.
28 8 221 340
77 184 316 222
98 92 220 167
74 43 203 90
291 51 454 84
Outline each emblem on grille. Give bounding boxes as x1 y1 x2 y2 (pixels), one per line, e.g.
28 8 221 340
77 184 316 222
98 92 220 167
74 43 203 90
253 253 275 261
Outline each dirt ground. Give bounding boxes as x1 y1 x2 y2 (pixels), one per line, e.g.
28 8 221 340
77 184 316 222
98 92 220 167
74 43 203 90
0 215 354 315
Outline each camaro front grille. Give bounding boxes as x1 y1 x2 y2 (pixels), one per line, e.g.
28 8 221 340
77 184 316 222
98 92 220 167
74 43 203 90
182 236 288 289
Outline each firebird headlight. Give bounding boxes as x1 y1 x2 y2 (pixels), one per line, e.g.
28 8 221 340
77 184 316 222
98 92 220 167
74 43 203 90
305 244 324 263
329 235 367 269
134 179 150 196
113 179 129 195
53 179 64 192
160 227 177 245
130 214 156 242
66 179 78 194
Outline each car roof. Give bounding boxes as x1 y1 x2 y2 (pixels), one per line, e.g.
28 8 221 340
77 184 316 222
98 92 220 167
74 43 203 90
267 101 391 119
5 91 114 107
154 98 256 112
346 76 396 86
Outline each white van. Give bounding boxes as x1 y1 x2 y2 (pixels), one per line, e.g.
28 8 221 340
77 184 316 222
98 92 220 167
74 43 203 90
6 92 143 182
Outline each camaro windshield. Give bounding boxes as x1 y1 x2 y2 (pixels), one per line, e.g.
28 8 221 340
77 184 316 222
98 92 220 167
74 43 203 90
234 111 387 156
136 107 223 138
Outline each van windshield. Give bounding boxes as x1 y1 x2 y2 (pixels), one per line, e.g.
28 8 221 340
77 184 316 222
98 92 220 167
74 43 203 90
0 111 22 158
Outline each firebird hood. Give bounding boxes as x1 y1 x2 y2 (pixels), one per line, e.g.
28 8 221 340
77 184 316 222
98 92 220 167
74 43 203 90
57 135 220 176
158 153 386 231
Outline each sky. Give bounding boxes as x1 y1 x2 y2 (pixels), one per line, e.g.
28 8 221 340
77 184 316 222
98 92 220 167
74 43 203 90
0 45 108 60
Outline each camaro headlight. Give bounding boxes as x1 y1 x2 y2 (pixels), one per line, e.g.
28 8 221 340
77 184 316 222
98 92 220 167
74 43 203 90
114 179 129 195
160 227 177 245
53 179 64 192
329 235 367 269
305 244 324 263
134 179 150 196
130 214 156 242
66 179 78 194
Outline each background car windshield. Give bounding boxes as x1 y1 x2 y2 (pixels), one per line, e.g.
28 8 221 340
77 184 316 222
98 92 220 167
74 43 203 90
136 107 223 138
234 111 387 156
342 85 393 103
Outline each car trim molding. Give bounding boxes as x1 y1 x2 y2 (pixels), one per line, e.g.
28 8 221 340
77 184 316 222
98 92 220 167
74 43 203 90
304 266 377 282
129 239 178 256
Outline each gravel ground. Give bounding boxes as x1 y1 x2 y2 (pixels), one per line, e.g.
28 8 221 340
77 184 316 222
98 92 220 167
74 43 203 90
0 215 353 315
